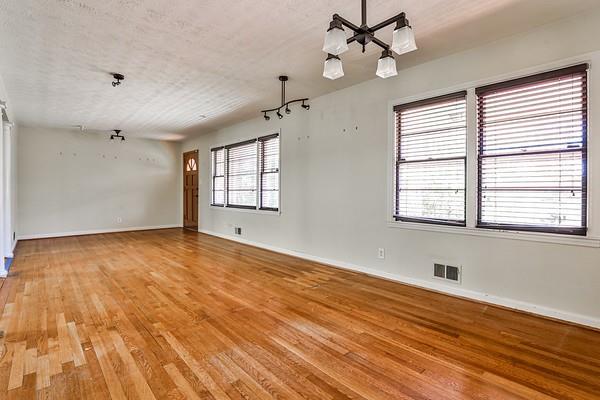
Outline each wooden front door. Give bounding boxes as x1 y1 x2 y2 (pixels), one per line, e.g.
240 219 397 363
183 150 199 230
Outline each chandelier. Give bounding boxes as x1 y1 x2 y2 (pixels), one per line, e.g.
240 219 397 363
322 0 417 80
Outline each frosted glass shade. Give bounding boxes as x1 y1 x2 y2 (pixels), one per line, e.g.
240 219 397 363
391 26 417 55
322 27 348 55
323 57 344 80
376 56 397 79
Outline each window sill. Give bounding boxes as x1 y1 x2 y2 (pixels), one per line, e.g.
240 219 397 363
210 205 281 216
387 220 600 248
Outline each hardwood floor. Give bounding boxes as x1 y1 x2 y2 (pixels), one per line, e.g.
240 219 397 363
0 229 599 399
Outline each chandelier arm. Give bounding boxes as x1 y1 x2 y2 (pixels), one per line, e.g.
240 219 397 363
370 36 390 51
369 12 406 33
333 14 360 33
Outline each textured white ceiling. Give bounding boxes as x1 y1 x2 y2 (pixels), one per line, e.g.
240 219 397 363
0 0 598 140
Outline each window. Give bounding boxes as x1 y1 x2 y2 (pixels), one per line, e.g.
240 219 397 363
259 134 280 210
394 91 467 226
476 64 588 235
211 147 225 206
211 133 280 212
226 139 258 209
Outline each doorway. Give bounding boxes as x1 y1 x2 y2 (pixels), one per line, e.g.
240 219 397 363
183 150 199 231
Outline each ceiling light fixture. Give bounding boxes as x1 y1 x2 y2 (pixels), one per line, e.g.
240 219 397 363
111 73 125 87
110 129 125 141
322 0 417 80
261 76 310 121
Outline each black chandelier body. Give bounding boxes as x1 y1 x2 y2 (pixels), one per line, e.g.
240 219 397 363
322 0 417 80
334 1 406 53
261 76 309 121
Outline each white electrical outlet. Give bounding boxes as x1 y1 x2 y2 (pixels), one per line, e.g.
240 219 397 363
116 217 123 223
377 248 385 259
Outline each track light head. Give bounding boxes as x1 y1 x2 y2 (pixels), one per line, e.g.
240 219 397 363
285 107 291 115
121 136 125 141
277 111 283 119
263 112 270 121
301 102 310 110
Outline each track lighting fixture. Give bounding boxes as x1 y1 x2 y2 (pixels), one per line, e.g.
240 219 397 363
110 129 125 141
111 73 125 87
322 0 417 80
261 76 310 121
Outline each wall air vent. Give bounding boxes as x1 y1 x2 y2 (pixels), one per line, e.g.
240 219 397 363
434 263 445 278
433 262 461 284
234 227 242 235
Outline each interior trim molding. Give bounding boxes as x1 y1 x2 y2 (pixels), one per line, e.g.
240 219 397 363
199 228 600 330
18 224 183 240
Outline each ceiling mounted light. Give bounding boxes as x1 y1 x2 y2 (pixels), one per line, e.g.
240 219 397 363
260 76 310 120
111 73 125 87
376 50 397 79
322 19 349 56
321 0 417 79
110 129 125 141
391 16 417 55
323 54 344 80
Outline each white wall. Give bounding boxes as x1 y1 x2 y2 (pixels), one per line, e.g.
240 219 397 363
17 126 181 238
183 9 600 328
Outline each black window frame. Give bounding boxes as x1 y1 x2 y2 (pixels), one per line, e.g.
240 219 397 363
210 133 280 212
393 91 468 227
475 64 588 236
210 146 225 207
258 133 280 212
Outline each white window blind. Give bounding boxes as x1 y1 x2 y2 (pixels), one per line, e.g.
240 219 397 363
226 139 258 209
476 64 588 235
211 147 225 206
394 91 467 225
259 134 280 210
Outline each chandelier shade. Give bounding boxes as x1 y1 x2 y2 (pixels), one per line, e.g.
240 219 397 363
323 55 344 80
391 25 417 55
376 51 398 78
323 25 349 55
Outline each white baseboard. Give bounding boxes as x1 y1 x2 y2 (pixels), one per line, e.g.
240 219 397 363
199 229 600 330
17 224 183 240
